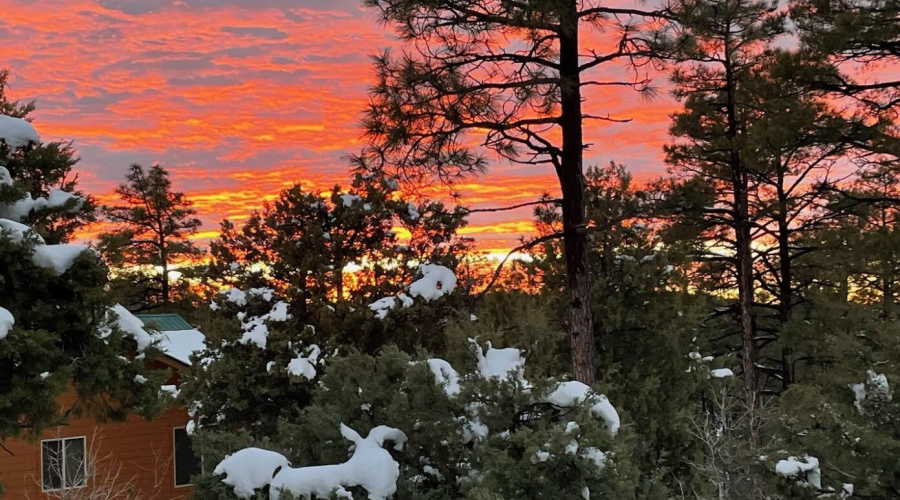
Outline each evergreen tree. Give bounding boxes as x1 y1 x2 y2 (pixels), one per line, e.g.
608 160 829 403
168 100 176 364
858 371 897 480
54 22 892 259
790 0 900 112
355 0 670 383
526 163 711 496
0 69 95 244
661 0 787 444
0 114 168 447
98 164 203 310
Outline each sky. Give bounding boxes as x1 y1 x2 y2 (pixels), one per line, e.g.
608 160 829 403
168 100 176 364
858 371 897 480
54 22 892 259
0 0 679 253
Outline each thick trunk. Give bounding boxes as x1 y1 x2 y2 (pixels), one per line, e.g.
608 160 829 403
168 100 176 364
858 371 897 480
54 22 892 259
160 242 170 304
724 51 760 445
558 1 596 384
777 187 793 389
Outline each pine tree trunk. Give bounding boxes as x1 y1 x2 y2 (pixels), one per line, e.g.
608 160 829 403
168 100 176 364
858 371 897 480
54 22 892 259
777 183 793 389
161 242 170 305
558 1 596 384
724 46 760 446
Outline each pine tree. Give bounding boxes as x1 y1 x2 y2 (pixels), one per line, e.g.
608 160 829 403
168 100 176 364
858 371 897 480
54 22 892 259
0 69 95 244
98 164 202 310
354 0 671 383
662 0 787 444
0 112 168 446
527 163 710 495
790 0 900 112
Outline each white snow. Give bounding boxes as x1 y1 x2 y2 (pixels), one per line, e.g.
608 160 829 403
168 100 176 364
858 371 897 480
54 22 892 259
546 381 620 435
408 264 457 301
233 298 291 349
427 358 461 396
134 374 148 384
369 296 398 320
239 320 268 348
286 345 321 380
111 304 154 352
267 301 291 322
340 193 361 207
215 448 291 499
471 339 525 382
850 370 892 413
158 329 207 365
32 244 90 274
0 218 42 243
160 385 179 397
369 264 458 319
582 447 607 470
0 114 39 149
0 307 13 339
710 368 734 378
775 455 821 489
269 424 407 500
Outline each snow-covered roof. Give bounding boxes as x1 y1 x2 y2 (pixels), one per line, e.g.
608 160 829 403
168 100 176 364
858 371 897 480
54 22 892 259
157 329 207 366
134 313 207 366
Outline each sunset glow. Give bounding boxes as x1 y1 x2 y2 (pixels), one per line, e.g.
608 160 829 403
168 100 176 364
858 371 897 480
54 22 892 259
0 0 678 251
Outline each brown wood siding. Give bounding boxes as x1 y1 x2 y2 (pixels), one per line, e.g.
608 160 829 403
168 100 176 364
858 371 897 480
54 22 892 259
0 390 195 499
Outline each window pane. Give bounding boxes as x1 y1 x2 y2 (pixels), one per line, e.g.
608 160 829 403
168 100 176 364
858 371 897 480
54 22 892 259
173 428 200 486
64 438 86 487
42 440 63 490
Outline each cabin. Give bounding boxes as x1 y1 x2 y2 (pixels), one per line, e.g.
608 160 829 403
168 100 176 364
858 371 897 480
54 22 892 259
0 313 206 499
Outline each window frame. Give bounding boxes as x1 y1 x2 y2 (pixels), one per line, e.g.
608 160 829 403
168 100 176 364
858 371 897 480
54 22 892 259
172 426 200 488
40 436 88 492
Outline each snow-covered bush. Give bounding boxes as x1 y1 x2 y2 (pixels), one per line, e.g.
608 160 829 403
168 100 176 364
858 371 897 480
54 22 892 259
193 335 638 500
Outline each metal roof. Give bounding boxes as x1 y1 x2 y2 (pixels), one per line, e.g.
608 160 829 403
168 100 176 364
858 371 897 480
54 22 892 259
134 313 194 332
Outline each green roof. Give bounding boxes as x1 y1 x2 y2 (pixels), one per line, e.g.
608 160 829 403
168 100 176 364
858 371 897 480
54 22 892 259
134 313 194 331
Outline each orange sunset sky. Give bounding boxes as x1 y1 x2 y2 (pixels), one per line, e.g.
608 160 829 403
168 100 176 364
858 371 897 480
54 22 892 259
0 0 680 252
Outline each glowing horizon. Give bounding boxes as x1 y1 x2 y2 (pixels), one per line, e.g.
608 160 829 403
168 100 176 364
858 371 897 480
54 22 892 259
0 0 678 251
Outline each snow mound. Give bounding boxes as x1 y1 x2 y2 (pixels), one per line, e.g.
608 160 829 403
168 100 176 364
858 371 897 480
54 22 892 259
286 345 321 380
215 447 291 499
850 370 892 413
369 296 398 320
0 218 42 243
369 264 457 320
546 381 620 435
32 244 91 274
340 193 361 207
427 358 461 396
0 114 39 149
111 304 154 352
158 329 206 365
269 424 407 500
775 455 821 489
0 307 13 339
407 202 420 220
471 339 525 382
233 296 291 349
408 264 457 301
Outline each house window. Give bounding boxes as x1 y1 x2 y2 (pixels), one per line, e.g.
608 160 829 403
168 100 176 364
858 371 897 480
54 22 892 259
41 437 87 491
173 428 200 486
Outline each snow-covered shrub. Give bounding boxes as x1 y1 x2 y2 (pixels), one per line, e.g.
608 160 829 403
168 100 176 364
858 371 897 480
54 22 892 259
194 336 638 500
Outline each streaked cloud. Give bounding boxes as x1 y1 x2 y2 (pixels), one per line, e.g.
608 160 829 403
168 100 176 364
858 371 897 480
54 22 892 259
0 0 678 249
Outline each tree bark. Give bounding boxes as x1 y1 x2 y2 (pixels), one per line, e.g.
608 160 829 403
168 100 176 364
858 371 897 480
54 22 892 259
558 0 596 384
724 41 760 445
777 179 793 389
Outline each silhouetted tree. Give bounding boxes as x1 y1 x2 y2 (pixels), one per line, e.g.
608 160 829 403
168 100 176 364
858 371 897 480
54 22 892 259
99 164 202 310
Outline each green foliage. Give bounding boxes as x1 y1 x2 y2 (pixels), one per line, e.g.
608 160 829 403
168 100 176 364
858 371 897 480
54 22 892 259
192 338 640 500
0 112 169 443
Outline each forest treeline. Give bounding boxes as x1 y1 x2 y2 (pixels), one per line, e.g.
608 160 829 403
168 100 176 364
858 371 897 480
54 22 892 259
0 0 897 498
